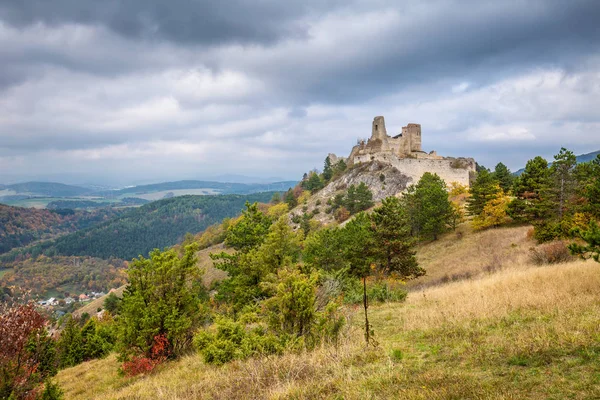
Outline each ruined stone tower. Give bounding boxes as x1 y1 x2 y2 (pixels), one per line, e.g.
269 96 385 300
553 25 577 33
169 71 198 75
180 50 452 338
371 116 388 140
344 116 476 187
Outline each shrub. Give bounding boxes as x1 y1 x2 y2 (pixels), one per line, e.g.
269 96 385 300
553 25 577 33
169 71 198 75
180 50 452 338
334 207 350 222
194 319 284 365
121 334 170 377
40 380 64 400
529 241 573 265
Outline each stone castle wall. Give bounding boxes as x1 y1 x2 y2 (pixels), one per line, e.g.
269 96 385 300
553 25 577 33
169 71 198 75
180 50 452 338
353 153 474 187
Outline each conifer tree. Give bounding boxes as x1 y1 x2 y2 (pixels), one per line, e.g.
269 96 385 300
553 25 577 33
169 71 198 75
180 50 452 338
118 243 206 358
371 197 422 277
322 156 333 182
508 156 553 222
404 173 454 240
467 169 502 217
569 220 600 262
493 162 514 193
550 147 577 219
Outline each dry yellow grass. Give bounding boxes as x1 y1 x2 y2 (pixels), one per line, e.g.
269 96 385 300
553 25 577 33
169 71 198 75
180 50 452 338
410 225 534 288
56 227 600 399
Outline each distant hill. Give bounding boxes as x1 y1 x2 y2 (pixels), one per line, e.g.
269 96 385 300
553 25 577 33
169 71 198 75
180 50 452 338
4 181 92 197
514 150 599 175
1 192 276 261
101 180 297 197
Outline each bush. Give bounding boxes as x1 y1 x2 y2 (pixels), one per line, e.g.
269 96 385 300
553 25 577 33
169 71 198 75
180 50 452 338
121 334 170 376
194 319 284 365
529 242 573 265
40 380 64 400
334 207 350 222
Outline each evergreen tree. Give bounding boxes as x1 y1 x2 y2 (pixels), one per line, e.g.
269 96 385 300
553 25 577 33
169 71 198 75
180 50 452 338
569 220 600 262
405 173 454 240
493 162 514 193
224 202 272 252
550 147 577 219
118 243 206 358
303 172 324 193
345 183 374 214
213 217 301 312
467 169 502 217
284 189 298 209
303 227 346 272
57 315 84 368
371 197 422 277
339 213 376 345
508 156 553 222
322 156 333 182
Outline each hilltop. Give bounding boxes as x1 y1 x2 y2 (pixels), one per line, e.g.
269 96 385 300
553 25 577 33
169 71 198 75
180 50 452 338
55 225 600 399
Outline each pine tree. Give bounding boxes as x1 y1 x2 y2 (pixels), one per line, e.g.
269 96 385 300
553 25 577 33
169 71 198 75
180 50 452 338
467 169 502 217
509 156 553 222
371 197 422 277
322 156 333 182
550 147 577 219
569 220 600 262
118 243 206 358
224 202 272 252
345 183 374 214
405 173 454 240
284 189 298 209
493 162 514 193
57 315 84 368
339 213 376 345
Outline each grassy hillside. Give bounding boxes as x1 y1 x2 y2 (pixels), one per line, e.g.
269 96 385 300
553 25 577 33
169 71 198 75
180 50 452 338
2 192 276 262
55 226 600 399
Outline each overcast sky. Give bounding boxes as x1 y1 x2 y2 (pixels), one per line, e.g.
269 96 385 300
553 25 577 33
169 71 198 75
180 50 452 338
1 0 599 186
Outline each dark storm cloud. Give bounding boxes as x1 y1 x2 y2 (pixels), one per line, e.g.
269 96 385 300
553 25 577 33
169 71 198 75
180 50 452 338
0 0 599 184
0 0 327 45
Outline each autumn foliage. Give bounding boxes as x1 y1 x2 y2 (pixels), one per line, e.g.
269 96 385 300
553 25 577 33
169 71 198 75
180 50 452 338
121 334 170 377
0 302 56 399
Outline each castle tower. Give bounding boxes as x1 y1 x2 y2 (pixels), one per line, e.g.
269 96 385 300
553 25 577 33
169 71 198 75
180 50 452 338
405 123 422 152
371 116 388 141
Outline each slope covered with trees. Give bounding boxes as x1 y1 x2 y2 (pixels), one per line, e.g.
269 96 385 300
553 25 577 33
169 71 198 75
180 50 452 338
1 193 276 261
0 205 122 255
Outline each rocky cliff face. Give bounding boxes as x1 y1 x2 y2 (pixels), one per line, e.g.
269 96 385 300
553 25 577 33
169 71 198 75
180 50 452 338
290 161 411 226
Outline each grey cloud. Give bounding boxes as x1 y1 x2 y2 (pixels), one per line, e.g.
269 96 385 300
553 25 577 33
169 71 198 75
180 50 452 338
0 0 331 45
1 0 600 185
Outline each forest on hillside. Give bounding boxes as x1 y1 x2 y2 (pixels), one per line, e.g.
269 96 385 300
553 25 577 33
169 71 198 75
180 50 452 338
1 192 277 262
0 205 123 255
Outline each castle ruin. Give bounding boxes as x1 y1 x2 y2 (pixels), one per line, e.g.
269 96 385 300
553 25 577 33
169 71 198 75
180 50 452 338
344 116 476 187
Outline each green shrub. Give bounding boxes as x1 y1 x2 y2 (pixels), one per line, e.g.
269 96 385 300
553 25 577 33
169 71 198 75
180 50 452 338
40 380 64 400
194 319 284 365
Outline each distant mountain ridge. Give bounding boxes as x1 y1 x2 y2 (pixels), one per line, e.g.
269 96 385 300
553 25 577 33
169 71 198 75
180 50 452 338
102 180 298 197
3 181 93 197
514 150 599 175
